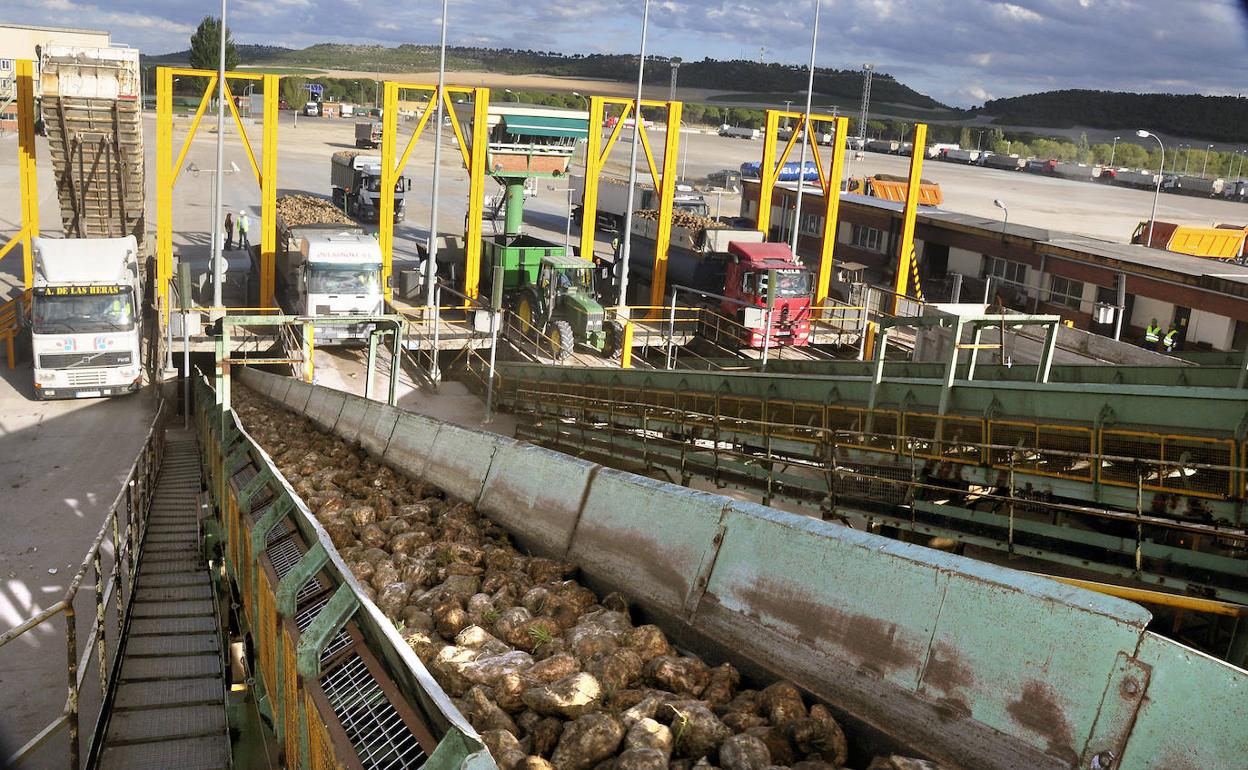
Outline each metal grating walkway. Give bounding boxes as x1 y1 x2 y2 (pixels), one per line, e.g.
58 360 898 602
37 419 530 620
97 433 230 770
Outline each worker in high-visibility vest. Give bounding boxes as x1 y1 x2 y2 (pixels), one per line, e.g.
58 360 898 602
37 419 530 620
1163 327 1179 353
1144 319 1161 348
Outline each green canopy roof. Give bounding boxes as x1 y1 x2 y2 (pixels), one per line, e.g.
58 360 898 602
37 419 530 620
500 114 589 140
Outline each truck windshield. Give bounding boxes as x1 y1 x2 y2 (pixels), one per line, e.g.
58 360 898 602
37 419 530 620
748 270 810 298
362 176 381 192
676 201 710 218
32 289 136 334
308 267 381 295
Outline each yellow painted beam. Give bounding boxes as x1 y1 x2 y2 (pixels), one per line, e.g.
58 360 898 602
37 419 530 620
379 82 399 302
223 79 262 186
463 88 490 300
443 89 471 168
648 100 682 309
577 96 607 262
163 67 264 81
1035 573 1248 618
892 123 927 314
259 74 280 308
620 321 634 368
157 67 174 315
396 97 436 180
172 77 218 189
815 116 849 312
756 110 781 237
16 60 38 289
635 121 661 192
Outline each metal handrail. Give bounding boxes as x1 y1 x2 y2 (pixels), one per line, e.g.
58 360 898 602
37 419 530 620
1 398 167 768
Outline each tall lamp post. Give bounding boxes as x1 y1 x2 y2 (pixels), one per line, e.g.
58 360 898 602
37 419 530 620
1109 136 1120 167
789 0 821 256
617 0 651 309
1201 143 1214 179
993 198 1009 236
211 0 228 310
425 0 449 309
1137 129 1165 248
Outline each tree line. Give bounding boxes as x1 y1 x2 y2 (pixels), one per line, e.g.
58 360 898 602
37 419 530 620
980 89 1248 145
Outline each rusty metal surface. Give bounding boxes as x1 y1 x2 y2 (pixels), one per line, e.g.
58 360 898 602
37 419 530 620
238 367 1247 770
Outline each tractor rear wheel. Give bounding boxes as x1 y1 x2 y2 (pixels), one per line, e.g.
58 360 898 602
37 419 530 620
550 320 575 361
516 293 538 339
603 320 625 360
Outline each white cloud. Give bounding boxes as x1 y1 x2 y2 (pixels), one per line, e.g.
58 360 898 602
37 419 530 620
992 3 1044 22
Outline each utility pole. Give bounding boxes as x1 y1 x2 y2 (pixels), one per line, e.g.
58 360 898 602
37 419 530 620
668 58 681 103
1109 136 1119 167
617 0 651 309
211 0 228 310
790 0 821 257
426 0 449 308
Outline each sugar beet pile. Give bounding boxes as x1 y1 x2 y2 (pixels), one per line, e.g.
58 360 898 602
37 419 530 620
234 387 942 770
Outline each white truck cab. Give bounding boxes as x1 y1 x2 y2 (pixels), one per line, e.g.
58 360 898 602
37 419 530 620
30 236 143 399
282 229 385 344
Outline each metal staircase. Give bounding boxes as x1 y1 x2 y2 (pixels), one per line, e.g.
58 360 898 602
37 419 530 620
96 433 229 770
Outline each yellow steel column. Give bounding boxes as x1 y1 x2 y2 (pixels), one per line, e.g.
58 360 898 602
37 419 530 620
578 96 606 261
620 321 634 369
815 116 849 311
756 109 782 236
15 60 38 289
157 68 174 315
463 87 490 300
379 82 400 303
892 123 927 313
647 100 683 309
260 74 280 308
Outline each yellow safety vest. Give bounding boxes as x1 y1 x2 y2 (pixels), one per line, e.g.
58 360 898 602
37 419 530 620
1144 324 1160 342
1163 330 1178 349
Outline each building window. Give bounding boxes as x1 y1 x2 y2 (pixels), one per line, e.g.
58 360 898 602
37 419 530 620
801 213 823 235
0 60 11 71
982 255 1028 287
1047 275 1085 310
851 225 884 252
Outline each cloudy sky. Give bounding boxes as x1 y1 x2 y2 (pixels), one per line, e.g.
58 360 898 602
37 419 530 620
6 0 1248 106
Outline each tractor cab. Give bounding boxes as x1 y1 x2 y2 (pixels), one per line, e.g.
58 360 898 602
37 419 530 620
513 254 620 361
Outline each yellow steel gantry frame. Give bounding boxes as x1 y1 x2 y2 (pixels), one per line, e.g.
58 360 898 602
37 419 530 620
379 82 489 302
0 60 40 288
155 67 280 317
756 110 848 310
892 123 928 313
579 96 683 309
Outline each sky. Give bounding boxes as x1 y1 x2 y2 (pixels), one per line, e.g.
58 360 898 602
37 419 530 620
6 0 1248 107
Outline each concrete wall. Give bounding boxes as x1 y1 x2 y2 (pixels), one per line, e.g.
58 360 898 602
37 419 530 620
1130 295 1175 329
948 246 981 277
1188 309 1234 350
234 367 1246 770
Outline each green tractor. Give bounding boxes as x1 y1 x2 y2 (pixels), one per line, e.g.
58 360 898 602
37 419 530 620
511 253 623 360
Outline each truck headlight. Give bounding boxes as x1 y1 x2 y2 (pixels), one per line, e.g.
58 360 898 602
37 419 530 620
36 371 56 383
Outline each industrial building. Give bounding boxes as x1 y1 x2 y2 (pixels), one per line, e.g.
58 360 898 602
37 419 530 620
0 23 111 129
744 178 1248 351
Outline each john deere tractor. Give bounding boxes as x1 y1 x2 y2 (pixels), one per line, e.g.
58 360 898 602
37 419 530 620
463 103 622 361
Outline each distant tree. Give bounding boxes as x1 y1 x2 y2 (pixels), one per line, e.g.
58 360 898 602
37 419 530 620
189 16 239 72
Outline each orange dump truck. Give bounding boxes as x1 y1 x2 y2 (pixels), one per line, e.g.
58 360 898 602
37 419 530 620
847 174 944 206
1131 220 1248 260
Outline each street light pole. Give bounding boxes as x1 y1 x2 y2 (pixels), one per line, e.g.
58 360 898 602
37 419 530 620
1183 146 1191 176
425 0 449 309
1202 144 1214 179
617 0 651 309
1137 129 1164 248
211 0 228 310
783 99 793 129
504 88 518 102
1109 136 1119 167
993 198 1009 236
789 0 821 257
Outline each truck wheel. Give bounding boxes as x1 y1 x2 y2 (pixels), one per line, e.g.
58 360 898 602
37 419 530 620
516 294 537 339
550 320 575 362
603 320 624 360
571 207 583 226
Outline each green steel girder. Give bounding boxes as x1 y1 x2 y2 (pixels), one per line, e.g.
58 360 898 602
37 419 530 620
754 360 1245 389
296 583 359 680
497 362 1248 438
236 465 274 512
276 543 329 618
250 495 294 559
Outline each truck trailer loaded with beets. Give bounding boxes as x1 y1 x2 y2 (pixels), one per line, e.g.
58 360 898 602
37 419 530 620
569 174 709 233
331 151 411 223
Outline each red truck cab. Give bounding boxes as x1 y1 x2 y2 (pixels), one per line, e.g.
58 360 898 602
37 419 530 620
722 241 813 347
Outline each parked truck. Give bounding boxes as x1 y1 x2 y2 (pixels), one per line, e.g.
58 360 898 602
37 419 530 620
981 153 1026 171
622 216 813 348
330 151 410 223
1131 219 1248 260
846 174 944 206
569 175 709 232
40 45 145 251
718 125 761 140
354 121 382 149
263 195 385 344
1164 175 1225 197
30 236 143 400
